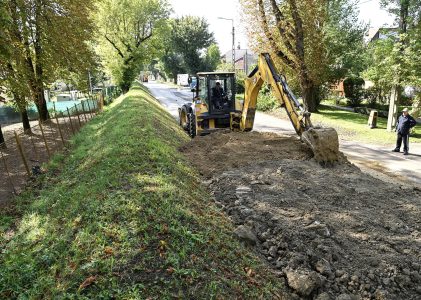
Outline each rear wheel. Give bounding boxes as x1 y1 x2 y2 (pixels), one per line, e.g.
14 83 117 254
187 113 196 138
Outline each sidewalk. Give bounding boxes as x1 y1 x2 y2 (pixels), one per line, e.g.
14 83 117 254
253 111 421 186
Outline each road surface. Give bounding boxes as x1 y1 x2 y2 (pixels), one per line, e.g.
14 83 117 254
145 81 421 186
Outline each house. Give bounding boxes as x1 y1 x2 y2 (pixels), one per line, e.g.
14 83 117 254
221 45 257 74
365 27 398 43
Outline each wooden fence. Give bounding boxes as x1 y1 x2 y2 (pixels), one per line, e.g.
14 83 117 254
0 95 103 204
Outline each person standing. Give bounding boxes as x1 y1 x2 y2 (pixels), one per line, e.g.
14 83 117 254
392 108 417 155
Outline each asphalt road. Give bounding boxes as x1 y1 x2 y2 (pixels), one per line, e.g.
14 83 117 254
146 81 421 186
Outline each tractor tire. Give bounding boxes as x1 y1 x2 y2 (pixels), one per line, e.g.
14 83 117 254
179 106 189 131
187 113 196 138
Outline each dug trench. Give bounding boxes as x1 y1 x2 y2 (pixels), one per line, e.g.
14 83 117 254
179 131 421 300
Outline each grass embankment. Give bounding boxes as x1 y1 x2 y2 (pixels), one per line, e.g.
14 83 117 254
0 83 286 298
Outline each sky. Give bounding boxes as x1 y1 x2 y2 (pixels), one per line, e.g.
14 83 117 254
168 0 396 54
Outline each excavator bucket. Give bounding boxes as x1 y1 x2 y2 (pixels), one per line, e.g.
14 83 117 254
301 127 340 164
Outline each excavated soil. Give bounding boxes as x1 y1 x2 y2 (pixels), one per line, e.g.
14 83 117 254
180 131 421 300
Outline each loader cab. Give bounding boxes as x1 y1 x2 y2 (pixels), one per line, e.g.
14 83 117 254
180 72 237 137
194 72 236 115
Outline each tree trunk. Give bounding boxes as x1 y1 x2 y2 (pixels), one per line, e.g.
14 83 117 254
299 74 318 112
0 124 5 146
21 109 31 133
34 91 49 121
387 2 408 129
34 0 49 121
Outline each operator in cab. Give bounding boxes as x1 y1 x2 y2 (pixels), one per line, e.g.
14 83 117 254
211 82 225 109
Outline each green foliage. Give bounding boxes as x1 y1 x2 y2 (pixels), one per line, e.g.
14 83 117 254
171 16 215 74
256 85 280 111
96 0 170 91
343 76 365 107
363 86 388 106
0 3 11 60
201 44 221 71
236 79 245 94
364 0 421 97
324 0 368 81
160 16 220 79
241 0 366 111
0 83 287 298
216 62 233 72
0 0 97 121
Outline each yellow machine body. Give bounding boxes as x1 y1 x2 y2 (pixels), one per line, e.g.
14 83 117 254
179 53 339 163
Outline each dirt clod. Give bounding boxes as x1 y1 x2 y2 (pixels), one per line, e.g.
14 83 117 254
180 131 421 299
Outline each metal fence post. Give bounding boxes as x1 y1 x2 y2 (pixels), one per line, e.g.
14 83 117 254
14 131 31 177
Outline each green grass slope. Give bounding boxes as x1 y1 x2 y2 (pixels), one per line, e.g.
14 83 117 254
0 83 286 299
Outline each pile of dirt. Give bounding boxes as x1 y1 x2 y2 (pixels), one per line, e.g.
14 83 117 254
179 130 314 178
180 131 421 299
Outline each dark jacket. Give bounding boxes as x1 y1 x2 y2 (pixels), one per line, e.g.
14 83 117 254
212 86 224 99
396 114 417 135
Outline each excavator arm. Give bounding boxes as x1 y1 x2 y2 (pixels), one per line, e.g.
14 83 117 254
237 53 339 164
241 53 312 135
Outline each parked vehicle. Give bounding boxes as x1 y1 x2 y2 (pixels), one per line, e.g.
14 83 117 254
177 74 189 86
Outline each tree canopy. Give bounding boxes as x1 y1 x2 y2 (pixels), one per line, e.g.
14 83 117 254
0 0 97 122
160 16 220 80
96 0 170 92
241 0 366 111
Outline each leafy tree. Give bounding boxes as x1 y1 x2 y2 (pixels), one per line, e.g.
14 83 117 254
363 38 395 96
324 0 368 81
241 0 366 112
96 0 170 92
372 0 421 88
364 0 420 126
160 22 187 82
0 0 97 121
0 1 10 59
170 16 215 74
201 44 221 71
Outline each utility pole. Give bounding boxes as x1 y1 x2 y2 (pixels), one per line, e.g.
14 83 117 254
88 71 93 95
218 17 235 72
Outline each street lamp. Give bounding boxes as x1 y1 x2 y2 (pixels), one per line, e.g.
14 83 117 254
218 17 235 72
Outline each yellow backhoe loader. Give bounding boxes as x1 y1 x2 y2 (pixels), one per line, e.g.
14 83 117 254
178 53 339 164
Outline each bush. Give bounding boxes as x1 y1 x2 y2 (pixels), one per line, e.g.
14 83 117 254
343 76 365 107
235 73 246 94
256 85 280 111
363 86 380 107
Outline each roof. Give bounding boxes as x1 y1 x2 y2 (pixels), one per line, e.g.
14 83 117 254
365 27 399 43
196 72 235 75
